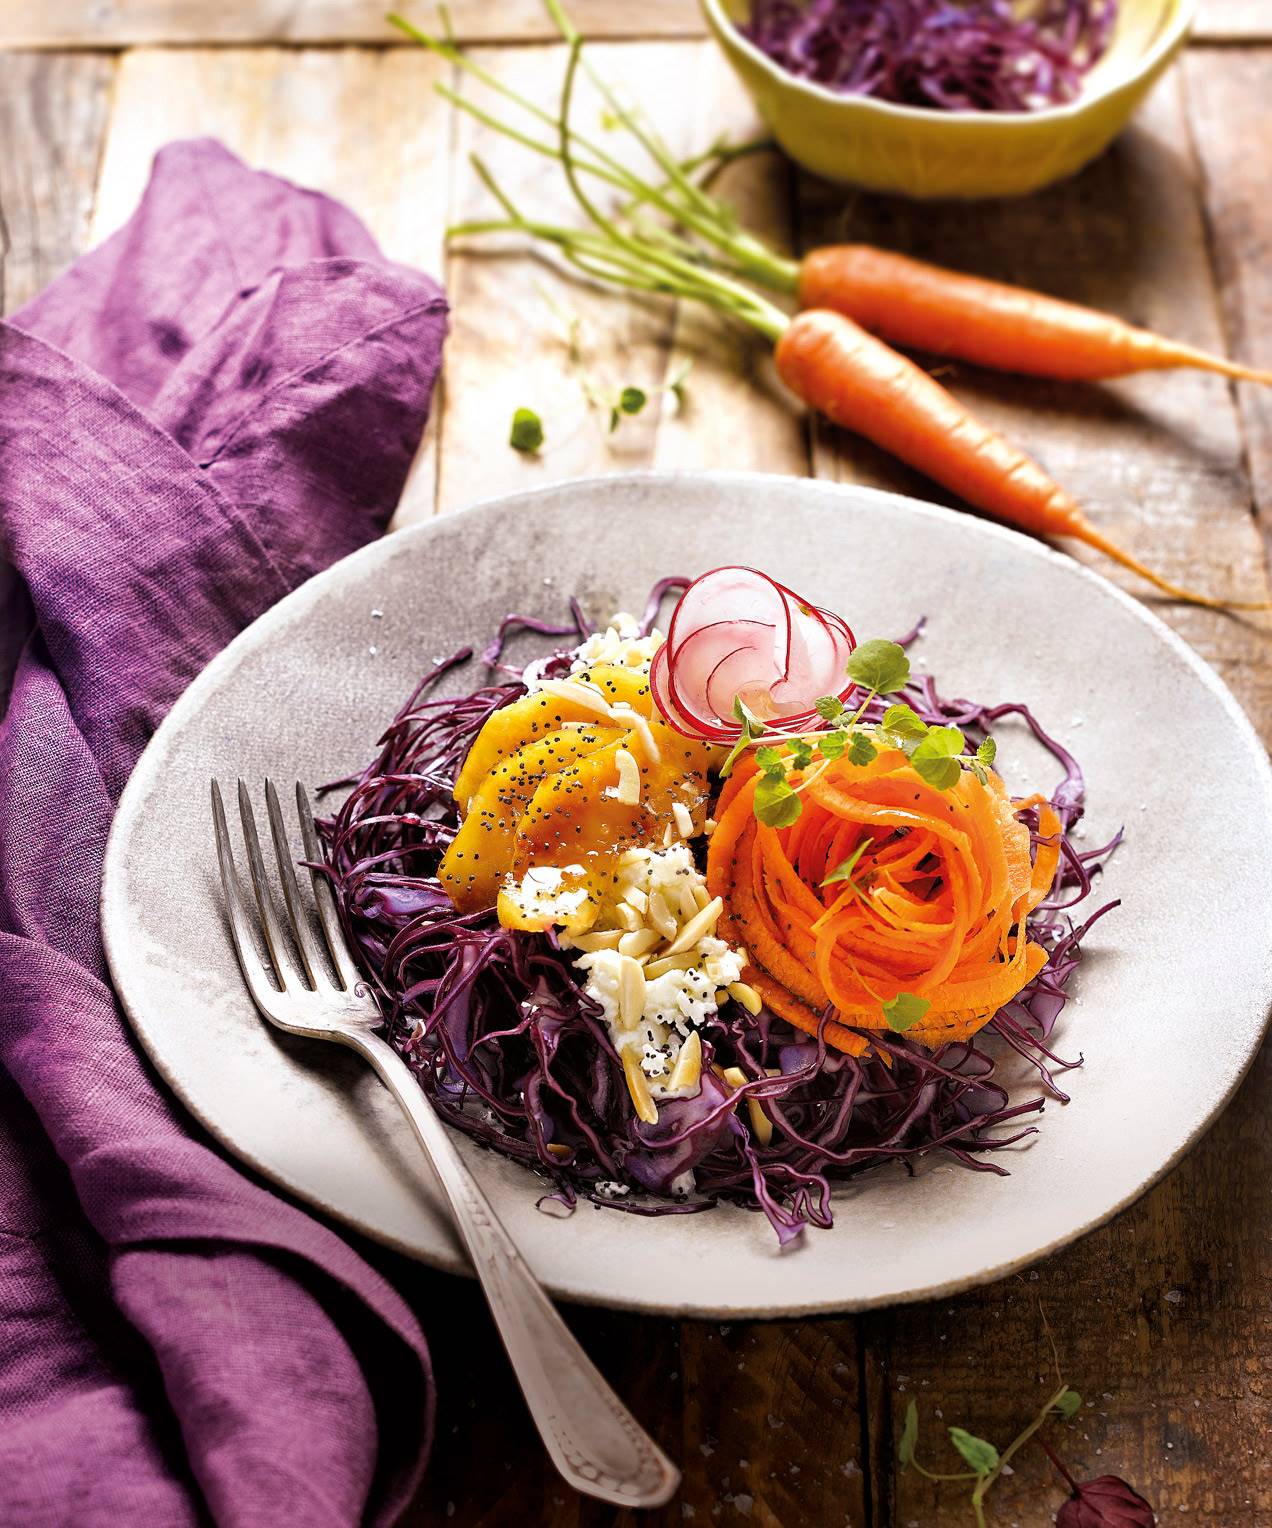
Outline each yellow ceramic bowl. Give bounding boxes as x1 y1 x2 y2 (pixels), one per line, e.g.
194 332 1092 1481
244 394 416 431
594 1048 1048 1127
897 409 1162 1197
701 0 1195 199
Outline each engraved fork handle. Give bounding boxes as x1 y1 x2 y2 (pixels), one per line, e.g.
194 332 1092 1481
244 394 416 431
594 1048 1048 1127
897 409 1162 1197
340 1029 680 1508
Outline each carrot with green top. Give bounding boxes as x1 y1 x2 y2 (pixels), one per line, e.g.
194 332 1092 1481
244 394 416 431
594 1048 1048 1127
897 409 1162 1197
395 4 1272 613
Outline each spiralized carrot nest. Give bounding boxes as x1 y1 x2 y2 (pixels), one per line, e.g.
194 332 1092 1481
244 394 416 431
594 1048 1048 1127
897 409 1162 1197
706 751 1061 1054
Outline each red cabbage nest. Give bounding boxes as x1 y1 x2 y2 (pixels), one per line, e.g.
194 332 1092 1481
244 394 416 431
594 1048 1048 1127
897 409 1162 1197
317 589 1119 1247
739 0 1118 114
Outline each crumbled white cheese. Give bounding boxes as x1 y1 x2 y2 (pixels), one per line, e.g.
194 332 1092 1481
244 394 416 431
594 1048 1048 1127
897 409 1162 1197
501 864 590 928
568 611 663 675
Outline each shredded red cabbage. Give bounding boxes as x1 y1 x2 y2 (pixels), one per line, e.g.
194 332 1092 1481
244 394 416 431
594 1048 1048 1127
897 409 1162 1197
740 0 1118 113
318 592 1119 1246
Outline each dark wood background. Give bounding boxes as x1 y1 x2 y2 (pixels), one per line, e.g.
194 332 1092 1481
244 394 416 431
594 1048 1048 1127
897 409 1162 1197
3 3 1269 1522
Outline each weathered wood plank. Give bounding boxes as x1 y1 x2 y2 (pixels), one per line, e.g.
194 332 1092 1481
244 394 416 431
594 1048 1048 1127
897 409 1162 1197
1195 0 1272 40
1183 46 1272 538
0 0 706 50
0 0 1263 48
0 52 113 313
795 63 1272 1527
437 40 805 517
89 45 450 524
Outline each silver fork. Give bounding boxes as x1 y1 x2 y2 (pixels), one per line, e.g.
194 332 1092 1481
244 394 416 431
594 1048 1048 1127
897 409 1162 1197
211 778 680 1509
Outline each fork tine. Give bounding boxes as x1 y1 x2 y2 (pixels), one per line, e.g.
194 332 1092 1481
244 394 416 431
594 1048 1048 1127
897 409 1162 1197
211 780 284 1009
236 778 300 992
295 781 362 992
264 777 326 989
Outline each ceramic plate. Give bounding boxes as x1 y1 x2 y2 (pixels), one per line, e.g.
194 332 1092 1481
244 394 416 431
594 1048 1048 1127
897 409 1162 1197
101 473 1272 1317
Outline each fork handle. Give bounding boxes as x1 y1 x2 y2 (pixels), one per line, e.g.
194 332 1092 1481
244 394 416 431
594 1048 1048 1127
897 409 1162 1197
342 1030 680 1509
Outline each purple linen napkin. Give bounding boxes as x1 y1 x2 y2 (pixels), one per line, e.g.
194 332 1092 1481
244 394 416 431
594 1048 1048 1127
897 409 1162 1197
0 139 449 1526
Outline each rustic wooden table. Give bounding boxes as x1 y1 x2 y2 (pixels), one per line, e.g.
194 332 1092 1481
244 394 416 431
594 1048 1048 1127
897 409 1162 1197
5 3 1270 1523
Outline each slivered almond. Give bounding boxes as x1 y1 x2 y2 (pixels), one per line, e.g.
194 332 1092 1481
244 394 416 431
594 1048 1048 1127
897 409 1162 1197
703 817 718 836
721 1065 748 1090
647 890 677 940
622 884 649 914
661 822 676 849
666 1031 703 1091
616 901 643 932
677 880 700 921
545 1142 572 1160
672 801 694 839
691 882 712 912
612 747 641 806
533 677 614 721
644 952 698 980
746 1097 774 1147
610 703 661 766
618 927 659 959
728 981 763 1016
569 930 624 953
618 846 648 869
622 1051 659 1125
664 896 723 956
617 955 647 1030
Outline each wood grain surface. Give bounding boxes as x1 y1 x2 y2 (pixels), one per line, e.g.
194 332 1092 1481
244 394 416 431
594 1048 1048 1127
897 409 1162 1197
0 0 1267 47
3 16 1271 1528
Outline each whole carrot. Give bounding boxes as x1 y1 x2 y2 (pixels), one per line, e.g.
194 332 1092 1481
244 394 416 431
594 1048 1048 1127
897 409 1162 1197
774 309 1271 610
797 245 1272 386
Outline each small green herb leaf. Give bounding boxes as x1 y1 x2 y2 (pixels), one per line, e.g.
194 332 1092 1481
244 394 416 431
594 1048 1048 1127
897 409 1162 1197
947 1428 999 1477
882 992 930 1032
509 407 544 453
1053 1389 1082 1420
619 385 647 416
815 694 845 722
754 772 802 828
898 1400 919 1469
848 732 878 766
719 735 750 779
733 695 768 739
881 702 928 740
789 738 814 770
822 837 873 888
976 736 998 767
912 725 966 790
846 639 910 696
754 745 786 777
818 730 847 761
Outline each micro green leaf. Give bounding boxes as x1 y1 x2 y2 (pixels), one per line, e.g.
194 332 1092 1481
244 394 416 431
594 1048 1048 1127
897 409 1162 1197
1053 1389 1082 1420
846 639 910 695
822 837 873 888
848 732 878 767
754 772 802 828
789 738 814 770
733 695 768 739
754 745 786 777
898 1400 919 1469
882 992 930 1032
881 702 928 740
619 385 647 415
719 735 750 779
818 730 847 761
815 694 845 722
509 407 544 453
976 736 998 767
912 725 966 790
948 1428 999 1476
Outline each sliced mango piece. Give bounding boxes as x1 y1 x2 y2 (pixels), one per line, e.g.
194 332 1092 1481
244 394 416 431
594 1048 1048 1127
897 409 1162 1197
510 731 711 925
439 725 619 910
453 664 656 808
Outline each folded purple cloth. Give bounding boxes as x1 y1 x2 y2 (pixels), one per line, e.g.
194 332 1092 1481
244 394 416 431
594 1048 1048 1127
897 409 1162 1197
0 140 449 1526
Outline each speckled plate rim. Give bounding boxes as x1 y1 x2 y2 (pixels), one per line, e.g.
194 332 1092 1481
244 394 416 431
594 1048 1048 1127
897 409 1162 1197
101 471 1272 1317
